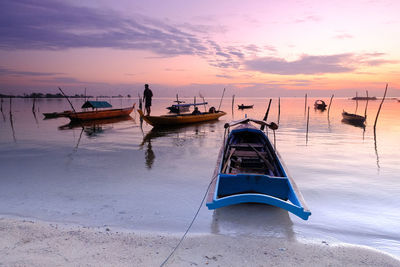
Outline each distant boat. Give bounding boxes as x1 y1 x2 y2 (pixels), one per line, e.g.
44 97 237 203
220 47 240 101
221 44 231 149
206 118 311 220
351 96 377 100
43 110 72 119
67 101 135 121
342 111 366 125
138 108 225 127
166 102 208 113
314 100 327 110
238 104 254 109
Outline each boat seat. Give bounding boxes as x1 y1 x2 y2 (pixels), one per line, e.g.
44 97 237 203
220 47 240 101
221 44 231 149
230 143 264 149
232 150 267 158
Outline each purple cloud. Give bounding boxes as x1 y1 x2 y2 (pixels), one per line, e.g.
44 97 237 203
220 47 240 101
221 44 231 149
245 54 355 75
0 0 208 56
0 67 62 76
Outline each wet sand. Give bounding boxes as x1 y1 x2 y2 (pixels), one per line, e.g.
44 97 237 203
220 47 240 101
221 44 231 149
1 217 399 267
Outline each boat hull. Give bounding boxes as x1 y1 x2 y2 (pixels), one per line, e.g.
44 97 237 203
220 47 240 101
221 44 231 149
67 105 134 121
206 122 311 220
342 111 366 124
238 104 254 109
43 111 72 119
138 109 226 126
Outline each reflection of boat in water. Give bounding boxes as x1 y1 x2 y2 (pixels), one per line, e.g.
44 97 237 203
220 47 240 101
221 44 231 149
206 118 311 220
341 118 366 129
67 101 135 122
342 111 366 125
43 110 72 119
138 109 225 127
59 116 134 136
211 204 295 239
314 100 327 110
238 104 254 109
351 96 377 100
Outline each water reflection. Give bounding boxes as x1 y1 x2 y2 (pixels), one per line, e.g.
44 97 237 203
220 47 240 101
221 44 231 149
139 121 218 169
58 116 134 137
210 204 295 240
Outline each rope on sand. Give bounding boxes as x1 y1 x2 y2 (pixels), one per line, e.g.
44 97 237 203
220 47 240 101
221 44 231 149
159 175 217 267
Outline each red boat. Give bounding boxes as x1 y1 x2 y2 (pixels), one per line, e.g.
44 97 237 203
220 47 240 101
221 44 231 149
67 101 135 121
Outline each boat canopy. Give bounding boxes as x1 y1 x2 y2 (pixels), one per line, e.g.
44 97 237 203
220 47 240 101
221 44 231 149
171 102 208 108
81 101 112 109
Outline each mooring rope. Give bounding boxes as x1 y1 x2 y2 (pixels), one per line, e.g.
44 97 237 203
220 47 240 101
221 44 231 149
159 174 218 267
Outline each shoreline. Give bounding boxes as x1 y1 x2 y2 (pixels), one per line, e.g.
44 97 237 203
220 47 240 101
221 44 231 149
1 217 399 266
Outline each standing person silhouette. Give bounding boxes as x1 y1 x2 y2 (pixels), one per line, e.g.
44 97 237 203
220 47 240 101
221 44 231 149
143 84 153 116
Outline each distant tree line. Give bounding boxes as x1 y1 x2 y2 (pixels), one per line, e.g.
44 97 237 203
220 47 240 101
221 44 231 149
0 93 132 98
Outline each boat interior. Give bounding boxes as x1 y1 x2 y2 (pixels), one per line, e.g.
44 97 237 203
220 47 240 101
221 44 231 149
222 129 283 177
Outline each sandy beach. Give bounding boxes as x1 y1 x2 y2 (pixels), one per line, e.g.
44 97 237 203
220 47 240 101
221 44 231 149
1 217 399 267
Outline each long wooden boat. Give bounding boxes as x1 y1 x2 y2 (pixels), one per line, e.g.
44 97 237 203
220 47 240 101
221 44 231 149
342 111 366 124
206 118 311 220
238 104 254 109
67 104 135 121
138 109 226 127
314 100 327 110
43 110 72 119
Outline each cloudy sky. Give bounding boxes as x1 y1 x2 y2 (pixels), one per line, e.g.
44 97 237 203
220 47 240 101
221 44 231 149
1 0 399 96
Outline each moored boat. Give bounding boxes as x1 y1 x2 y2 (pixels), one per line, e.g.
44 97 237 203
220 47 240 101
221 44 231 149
166 102 208 113
67 101 135 122
238 104 254 109
138 108 226 127
206 118 311 220
342 111 366 124
314 100 327 110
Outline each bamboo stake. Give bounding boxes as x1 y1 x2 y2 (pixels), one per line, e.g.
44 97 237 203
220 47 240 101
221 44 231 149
231 95 235 112
304 93 307 115
260 98 272 131
277 97 281 125
217 88 225 112
32 97 36 113
327 94 334 118
373 84 388 129
306 106 310 144
364 90 369 118
355 92 358 114
58 87 84 129
0 97 3 112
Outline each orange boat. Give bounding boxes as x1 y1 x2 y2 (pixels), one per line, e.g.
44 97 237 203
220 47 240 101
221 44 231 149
138 109 226 127
67 101 135 121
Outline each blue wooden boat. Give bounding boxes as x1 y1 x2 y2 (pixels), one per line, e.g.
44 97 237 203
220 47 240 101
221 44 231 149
206 118 311 220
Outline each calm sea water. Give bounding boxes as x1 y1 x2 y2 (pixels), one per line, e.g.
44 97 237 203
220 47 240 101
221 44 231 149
0 97 399 257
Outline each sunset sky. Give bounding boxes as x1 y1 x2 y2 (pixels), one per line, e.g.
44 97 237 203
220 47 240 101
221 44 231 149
1 0 399 97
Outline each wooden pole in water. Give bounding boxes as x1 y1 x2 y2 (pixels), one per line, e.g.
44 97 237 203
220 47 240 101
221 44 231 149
32 97 36 113
278 97 281 125
217 88 226 112
355 91 358 114
9 97 12 114
373 84 388 129
364 90 369 118
327 94 334 118
260 98 272 131
231 95 235 112
304 93 307 115
306 106 310 144
58 87 84 129
1 97 3 112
